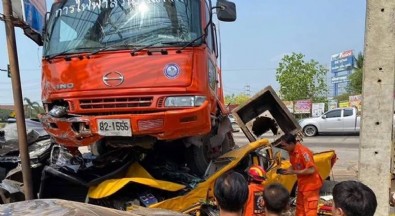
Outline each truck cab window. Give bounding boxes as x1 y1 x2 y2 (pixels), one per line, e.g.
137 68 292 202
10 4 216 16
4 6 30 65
325 110 341 118
343 109 353 117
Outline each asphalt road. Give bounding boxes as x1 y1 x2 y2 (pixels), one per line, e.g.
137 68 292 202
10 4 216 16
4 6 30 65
232 131 359 181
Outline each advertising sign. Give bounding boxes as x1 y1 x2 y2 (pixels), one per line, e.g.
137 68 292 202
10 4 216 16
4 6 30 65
10 0 46 45
294 99 312 114
331 75 349 84
331 50 354 73
328 99 338 110
312 103 325 117
283 101 294 113
22 0 46 34
349 95 362 111
339 101 349 108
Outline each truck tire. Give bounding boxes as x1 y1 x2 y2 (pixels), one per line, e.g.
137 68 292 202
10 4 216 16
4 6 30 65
303 125 318 137
187 133 234 176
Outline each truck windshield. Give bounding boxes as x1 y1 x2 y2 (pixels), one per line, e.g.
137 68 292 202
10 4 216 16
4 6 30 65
44 0 202 57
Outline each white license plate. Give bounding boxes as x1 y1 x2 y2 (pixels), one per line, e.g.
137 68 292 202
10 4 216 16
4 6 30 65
97 119 132 136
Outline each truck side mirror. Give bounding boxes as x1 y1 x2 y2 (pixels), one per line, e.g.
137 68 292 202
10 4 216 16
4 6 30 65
322 115 327 119
216 0 237 22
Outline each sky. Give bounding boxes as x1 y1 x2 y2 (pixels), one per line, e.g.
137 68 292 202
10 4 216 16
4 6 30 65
0 0 366 105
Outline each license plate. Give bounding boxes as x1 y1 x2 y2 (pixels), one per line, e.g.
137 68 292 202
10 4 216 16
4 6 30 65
97 119 132 136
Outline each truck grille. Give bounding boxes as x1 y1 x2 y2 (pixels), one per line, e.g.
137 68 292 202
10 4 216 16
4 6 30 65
79 97 153 109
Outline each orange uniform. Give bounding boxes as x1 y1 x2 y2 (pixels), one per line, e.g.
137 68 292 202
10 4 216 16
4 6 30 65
290 143 322 216
244 183 265 216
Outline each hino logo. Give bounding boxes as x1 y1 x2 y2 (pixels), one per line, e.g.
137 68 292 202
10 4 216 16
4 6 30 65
56 83 74 90
103 71 124 87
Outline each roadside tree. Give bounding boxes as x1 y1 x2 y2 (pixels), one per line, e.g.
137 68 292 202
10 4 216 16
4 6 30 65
347 52 364 94
225 93 250 105
276 53 328 102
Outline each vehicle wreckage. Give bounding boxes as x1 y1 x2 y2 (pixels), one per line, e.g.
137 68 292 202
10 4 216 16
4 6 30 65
0 86 337 215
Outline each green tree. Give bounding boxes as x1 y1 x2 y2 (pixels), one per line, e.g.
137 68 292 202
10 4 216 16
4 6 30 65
24 97 44 118
276 53 328 102
347 52 364 94
225 93 250 105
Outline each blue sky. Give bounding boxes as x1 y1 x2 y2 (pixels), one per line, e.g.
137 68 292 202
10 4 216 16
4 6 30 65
0 0 366 104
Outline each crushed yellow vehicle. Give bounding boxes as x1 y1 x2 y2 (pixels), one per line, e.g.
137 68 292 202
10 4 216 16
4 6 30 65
87 138 336 214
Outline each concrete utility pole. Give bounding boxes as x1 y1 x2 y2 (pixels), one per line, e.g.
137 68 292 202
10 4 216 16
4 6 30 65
359 0 395 215
2 0 34 200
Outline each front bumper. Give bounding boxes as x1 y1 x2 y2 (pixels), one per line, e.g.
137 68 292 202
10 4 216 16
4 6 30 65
40 101 211 147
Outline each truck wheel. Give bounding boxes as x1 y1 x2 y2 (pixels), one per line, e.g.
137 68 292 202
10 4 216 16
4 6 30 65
303 125 317 137
187 133 234 176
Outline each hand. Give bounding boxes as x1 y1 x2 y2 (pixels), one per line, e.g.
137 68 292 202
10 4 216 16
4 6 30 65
280 168 295 175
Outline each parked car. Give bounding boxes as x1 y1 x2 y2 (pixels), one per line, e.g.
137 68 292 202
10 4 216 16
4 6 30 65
299 107 361 137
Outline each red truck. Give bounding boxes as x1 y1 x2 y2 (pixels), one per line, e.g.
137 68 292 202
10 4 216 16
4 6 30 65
40 0 237 175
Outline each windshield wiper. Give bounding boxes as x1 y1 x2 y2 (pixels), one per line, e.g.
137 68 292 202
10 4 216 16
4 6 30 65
87 44 138 58
130 42 163 56
45 47 94 61
176 34 206 53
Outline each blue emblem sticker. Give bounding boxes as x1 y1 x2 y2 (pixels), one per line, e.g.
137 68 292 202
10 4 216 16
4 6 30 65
164 64 180 79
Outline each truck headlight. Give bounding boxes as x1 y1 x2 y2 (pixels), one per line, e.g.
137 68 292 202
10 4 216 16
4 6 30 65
164 96 206 107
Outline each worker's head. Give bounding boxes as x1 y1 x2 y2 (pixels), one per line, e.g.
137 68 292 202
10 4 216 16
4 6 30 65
214 171 248 215
332 181 377 216
280 133 297 152
263 183 290 214
247 165 266 183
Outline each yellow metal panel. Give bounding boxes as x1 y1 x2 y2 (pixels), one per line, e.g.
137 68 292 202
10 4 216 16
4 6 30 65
88 162 186 199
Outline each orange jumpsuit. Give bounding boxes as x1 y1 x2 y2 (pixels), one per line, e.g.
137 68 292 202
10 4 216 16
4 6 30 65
290 143 322 216
244 183 265 216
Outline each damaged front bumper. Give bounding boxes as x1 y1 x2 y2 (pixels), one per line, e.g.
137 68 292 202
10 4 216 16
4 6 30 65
40 101 211 147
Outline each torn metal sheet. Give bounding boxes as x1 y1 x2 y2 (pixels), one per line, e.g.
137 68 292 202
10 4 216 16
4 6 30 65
231 85 301 145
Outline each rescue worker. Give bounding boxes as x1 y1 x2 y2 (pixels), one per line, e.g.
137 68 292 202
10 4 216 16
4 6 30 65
279 133 322 216
244 165 266 216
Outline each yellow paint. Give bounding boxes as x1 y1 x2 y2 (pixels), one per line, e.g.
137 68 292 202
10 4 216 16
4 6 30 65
88 138 336 213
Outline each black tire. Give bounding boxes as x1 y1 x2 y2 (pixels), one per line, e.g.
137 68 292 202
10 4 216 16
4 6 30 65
187 133 234 176
303 125 318 137
320 180 338 195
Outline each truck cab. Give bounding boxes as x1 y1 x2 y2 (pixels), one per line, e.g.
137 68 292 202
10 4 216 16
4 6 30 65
40 0 237 175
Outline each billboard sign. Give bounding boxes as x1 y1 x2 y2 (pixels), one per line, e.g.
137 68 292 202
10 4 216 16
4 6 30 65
312 103 325 117
349 95 362 111
331 75 349 84
339 101 349 108
22 0 46 34
283 101 294 113
11 0 46 45
331 50 354 73
328 99 338 110
294 99 312 114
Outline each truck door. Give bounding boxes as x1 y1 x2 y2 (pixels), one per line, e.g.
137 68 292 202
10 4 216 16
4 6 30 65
320 109 343 132
343 108 356 132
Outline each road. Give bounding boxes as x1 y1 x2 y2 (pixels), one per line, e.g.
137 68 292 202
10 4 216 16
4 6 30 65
232 131 359 181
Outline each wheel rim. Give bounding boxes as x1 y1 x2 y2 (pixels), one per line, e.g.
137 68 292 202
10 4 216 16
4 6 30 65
305 126 315 136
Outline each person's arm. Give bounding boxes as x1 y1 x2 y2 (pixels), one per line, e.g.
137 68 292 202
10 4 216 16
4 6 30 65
283 151 317 175
286 166 315 175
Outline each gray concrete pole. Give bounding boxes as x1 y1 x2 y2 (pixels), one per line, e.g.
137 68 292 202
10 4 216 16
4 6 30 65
359 0 395 215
